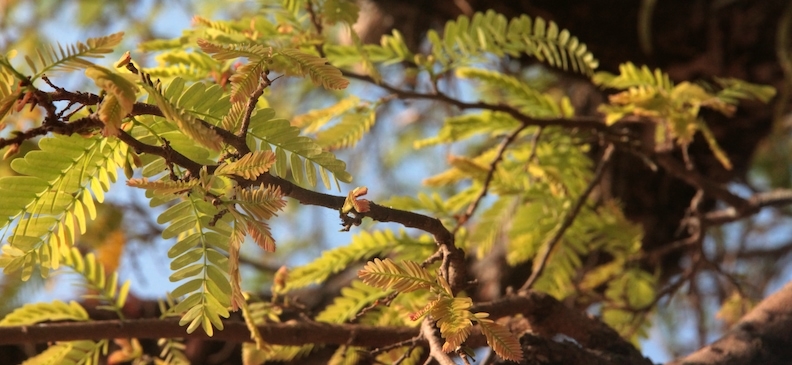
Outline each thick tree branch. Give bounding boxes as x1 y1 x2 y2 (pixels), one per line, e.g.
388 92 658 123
421 318 457 365
0 318 417 347
0 291 649 364
668 280 792 365
473 291 646 361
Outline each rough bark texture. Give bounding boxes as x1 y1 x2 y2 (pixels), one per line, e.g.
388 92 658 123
668 281 792 365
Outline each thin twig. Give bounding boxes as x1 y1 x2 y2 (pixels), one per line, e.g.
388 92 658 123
527 126 544 163
236 73 273 152
371 336 419 356
655 153 750 212
520 143 615 291
343 71 610 132
453 124 528 232
704 189 792 225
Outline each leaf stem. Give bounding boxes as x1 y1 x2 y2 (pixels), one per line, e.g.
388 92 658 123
520 143 615 291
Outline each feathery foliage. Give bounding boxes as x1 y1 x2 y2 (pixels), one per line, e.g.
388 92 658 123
0 2 779 364
0 300 88 326
7 32 124 82
326 10 598 76
594 62 777 169
281 230 435 292
0 135 128 280
358 258 523 360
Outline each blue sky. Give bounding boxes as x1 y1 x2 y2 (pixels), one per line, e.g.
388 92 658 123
9 2 791 363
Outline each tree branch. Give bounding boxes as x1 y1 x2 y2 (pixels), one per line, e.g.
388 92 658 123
453 124 529 232
520 143 615 291
421 318 457 365
252 172 467 292
0 318 417 347
341 71 610 131
655 153 750 212
0 291 644 360
704 189 792 225
668 280 792 365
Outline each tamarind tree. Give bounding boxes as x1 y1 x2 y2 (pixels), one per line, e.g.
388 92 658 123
0 0 791 364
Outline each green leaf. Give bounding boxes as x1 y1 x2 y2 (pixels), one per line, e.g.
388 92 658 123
273 48 349 90
25 32 124 80
358 258 434 293
0 300 88 326
316 280 390 323
216 151 276 180
140 76 224 151
475 314 523 362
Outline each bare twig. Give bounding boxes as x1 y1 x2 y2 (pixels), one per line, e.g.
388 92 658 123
527 126 544 163
704 189 792 225
342 71 610 132
655 153 750 212
453 124 528 232
236 73 274 153
520 143 615 291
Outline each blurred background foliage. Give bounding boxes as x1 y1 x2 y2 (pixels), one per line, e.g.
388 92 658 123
1 0 792 362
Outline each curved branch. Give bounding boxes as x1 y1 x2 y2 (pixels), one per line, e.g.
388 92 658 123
342 71 609 131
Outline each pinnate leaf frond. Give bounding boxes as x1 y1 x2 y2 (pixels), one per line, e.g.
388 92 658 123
140 75 224 151
430 297 474 352
593 62 673 90
216 151 276 180
274 48 349 90
160 196 232 337
0 300 88 326
197 39 270 61
282 230 435 292
22 340 105 365
246 218 277 253
232 184 286 221
85 65 139 135
316 106 376 150
0 135 127 280
229 60 265 103
61 247 132 314
424 10 598 74
358 258 434 293
248 117 352 188
292 95 360 133
127 178 200 195
475 314 524 362
456 67 570 118
316 280 390 323
24 32 124 80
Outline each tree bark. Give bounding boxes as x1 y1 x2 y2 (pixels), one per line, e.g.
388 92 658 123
668 281 792 365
